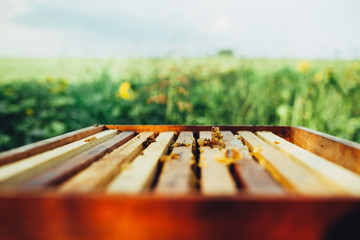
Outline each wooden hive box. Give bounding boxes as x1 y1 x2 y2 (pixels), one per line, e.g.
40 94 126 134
0 125 360 240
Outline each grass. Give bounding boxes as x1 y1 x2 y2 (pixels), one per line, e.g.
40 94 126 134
0 57 359 151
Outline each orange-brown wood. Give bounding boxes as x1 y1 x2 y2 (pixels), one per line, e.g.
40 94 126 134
291 126 360 174
19 132 136 190
258 131 360 196
154 132 196 195
106 132 175 194
238 131 342 196
233 160 286 195
0 125 105 167
59 132 155 193
0 125 359 240
0 130 118 188
221 132 284 195
199 132 237 195
0 126 290 166
0 194 357 240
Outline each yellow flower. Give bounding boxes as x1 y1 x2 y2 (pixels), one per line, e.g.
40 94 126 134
117 82 134 100
296 61 310 73
50 78 69 94
46 76 54 83
60 78 69 87
314 72 323 82
25 108 34 116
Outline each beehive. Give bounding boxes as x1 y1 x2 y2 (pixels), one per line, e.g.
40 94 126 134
0 125 359 240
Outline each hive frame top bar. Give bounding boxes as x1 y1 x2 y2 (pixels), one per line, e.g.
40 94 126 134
0 125 290 164
0 125 105 166
106 125 360 174
1 124 359 175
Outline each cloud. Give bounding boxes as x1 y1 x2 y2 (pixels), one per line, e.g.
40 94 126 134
0 0 32 20
0 0 359 58
0 22 67 57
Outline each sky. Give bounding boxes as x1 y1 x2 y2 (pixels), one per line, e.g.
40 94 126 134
0 0 360 59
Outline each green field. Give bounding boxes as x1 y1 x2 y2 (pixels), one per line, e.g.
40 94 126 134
0 58 359 151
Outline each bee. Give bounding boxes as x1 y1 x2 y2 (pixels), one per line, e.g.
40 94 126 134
84 136 97 142
197 126 225 148
215 148 241 165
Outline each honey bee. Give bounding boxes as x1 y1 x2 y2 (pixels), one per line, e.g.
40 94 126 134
160 153 181 162
197 127 225 148
84 136 97 142
215 148 241 165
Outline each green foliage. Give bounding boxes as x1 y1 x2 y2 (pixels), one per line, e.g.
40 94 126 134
0 58 359 151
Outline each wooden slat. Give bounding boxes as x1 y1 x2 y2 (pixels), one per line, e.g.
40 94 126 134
19 132 136 190
199 131 237 195
237 131 344 196
222 131 249 150
107 132 175 194
59 132 155 193
291 126 360 174
222 131 284 195
0 125 104 166
0 130 117 187
154 131 195 195
257 131 360 196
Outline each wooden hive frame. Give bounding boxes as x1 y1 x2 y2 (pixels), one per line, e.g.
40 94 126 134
0 125 359 240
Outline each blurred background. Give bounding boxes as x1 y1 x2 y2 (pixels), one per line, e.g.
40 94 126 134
0 0 359 151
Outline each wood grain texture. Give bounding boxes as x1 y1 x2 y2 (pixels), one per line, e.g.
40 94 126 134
0 125 359 240
19 132 136 190
0 125 105 167
0 130 118 188
59 132 155 193
0 194 357 240
291 126 360 174
221 131 284 195
257 131 360 196
199 132 237 196
154 131 196 195
107 132 175 194
238 131 343 196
